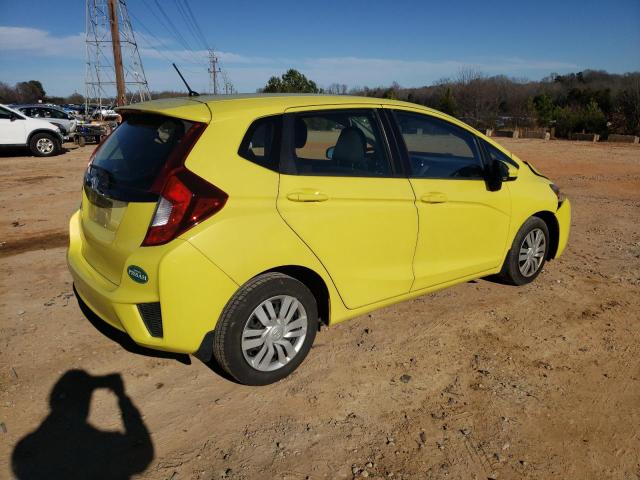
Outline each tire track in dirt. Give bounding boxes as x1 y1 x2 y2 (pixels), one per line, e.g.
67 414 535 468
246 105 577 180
0 231 68 258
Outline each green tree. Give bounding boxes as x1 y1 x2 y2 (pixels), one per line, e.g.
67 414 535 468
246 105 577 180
553 106 578 138
616 80 640 135
533 94 555 127
15 80 46 103
66 92 85 104
438 87 457 115
582 99 607 135
262 69 321 93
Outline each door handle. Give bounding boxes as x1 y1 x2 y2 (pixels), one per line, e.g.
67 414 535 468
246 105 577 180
286 190 329 202
420 192 447 204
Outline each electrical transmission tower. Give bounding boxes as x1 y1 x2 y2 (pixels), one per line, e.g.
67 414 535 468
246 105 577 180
208 49 235 95
208 49 221 95
85 0 151 112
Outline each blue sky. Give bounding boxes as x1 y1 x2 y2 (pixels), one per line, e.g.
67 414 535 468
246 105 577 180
1 0 639 96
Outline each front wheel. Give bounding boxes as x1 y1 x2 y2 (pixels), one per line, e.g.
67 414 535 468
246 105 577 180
29 133 60 157
213 273 318 385
499 216 549 285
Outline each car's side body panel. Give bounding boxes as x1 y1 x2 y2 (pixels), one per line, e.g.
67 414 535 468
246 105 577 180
275 104 418 309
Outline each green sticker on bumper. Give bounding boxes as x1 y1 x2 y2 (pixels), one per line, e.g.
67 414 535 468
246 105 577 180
127 265 148 284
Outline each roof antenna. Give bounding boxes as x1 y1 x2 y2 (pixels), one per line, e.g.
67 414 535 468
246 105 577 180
172 63 199 97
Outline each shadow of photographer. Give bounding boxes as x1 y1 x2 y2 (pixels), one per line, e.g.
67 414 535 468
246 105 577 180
12 369 154 479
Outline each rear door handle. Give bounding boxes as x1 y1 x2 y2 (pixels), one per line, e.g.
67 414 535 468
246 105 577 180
420 192 447 204
287 190 329 202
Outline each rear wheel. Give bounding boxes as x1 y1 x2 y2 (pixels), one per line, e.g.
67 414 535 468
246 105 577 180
499 216 549 285
29 133 60 157
213 273 318 385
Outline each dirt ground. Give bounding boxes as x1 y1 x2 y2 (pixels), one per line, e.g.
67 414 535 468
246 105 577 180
1 138 639 480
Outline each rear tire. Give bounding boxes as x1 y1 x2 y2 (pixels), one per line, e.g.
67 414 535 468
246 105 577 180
499 216 549 286
213 273 318 385
29 133 60 157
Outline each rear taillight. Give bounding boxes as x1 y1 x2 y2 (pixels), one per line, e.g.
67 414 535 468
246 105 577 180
142 121 226 247
142 169 227 246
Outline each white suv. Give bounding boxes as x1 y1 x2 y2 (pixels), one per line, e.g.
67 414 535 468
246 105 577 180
0 104 64 156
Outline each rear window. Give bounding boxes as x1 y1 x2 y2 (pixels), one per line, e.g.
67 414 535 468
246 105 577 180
238 115 282 171
86 114 192 201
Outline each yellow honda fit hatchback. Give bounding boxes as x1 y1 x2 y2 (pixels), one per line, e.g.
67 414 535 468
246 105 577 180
68 94 570 385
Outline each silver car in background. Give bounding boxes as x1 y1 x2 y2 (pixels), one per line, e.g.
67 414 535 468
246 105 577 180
14 104 77 139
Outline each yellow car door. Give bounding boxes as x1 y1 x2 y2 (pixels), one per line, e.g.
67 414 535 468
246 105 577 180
277 106 417 309
386 108 511 290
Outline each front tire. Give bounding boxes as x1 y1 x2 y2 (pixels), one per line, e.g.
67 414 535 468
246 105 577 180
499 216 549 285
213 273 318 385
29 133 60 157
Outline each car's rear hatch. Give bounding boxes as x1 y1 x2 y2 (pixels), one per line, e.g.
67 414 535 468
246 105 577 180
80 98 211 285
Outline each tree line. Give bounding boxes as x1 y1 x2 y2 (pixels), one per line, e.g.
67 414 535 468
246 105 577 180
261 68 640 137
353 69 640 137
3 68 638 137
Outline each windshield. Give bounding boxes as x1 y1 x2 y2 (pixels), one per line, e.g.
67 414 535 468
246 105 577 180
0 104 26 119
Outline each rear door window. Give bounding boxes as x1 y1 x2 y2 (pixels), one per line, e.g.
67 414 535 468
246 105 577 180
238 115 282 171
289 109 391 177
86 114 193 201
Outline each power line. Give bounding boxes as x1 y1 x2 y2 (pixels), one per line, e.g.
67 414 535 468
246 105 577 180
129 9 202 66
138 0 203 64
176 0 210 50
152 0 199 56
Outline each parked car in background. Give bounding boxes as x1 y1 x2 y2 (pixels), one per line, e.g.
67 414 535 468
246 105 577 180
68 94 571 385
14 104 77 140
92 105 118 120
0 103 64 156
62 104 82 116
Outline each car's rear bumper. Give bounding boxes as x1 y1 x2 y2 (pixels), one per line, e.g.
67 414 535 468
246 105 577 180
67 211 238 354
554 198 571 258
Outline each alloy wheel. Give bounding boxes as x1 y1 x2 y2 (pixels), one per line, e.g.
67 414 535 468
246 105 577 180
518 228 546 277
241 295 308 372
36 138 54 154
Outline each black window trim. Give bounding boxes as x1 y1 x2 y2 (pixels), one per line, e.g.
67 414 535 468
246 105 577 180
237 113 283 172
280 108 400 178
479 139 520 170
389 109 488 181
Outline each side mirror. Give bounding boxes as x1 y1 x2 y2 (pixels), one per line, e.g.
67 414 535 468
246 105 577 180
326 146 334 160
486 160 503 192
10 112 19 122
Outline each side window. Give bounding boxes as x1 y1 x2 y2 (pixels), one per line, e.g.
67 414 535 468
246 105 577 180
238 115 282 171
483 141 519 169
0 107 13 119
394 111 484 179
291 109 391 177
47 108 67 119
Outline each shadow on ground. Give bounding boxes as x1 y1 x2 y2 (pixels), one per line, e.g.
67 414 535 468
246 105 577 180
11 369 154 479
74 286 237 382
74 286 192 365
0 144 78 157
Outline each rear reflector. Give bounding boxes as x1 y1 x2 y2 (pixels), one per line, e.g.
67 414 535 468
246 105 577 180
138 302 163 337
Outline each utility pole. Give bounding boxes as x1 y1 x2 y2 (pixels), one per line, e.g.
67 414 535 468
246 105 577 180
85 0 150 114
107 0 126 106
208 49 221 95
